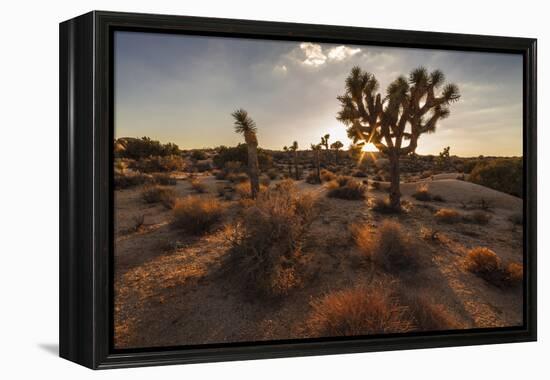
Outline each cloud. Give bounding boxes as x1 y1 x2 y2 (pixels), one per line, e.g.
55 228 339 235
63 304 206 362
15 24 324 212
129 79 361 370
273 64 288 75
289 43 362 67
327 45 361 61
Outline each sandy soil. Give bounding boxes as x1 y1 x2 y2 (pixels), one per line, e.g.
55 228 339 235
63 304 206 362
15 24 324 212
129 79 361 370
113 174 523 349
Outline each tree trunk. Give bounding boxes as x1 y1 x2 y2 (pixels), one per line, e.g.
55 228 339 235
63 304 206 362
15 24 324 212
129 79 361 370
247 143 260 199
293 152 299 180
315 151 321 183
287 154 292 177
388 153 401 210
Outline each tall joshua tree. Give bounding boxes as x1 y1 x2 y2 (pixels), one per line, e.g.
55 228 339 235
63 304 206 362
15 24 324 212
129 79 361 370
330 140 344 164
232 108 260 199
310 143 322 183
321 134 330 163
283 146 293 177
337 66 460 210
290 141 299 180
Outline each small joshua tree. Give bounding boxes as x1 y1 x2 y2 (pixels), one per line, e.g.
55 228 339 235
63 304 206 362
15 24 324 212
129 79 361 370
310 143 322 183
290 141 300 180
283 145 293 177
330 140 344 164
337 66 460 210
437 146 451 169
321 134 330 163
232 108 260 199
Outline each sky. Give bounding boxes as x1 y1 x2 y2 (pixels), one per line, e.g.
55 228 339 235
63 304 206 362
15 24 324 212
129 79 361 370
114 31 523 157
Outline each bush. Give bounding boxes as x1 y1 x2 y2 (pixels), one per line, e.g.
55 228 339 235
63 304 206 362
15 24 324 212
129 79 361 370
435 208 461 223
305 171 321 184
412 183 432 201
370 197 395 213
351 169 368 178
153 173 177 186
353 221 417 272
320 169 336 182
266 168 279 180
190 179 207 193
222 180 314 297
213 144 272 170
141 185 176 205
505 262 523 285
469 158 522 197
467 211 491 225
465 247 501 276
402 294 462 331
173 197 224 234
327 176 367 200
307 284 413 337
129 155 185 173
190 150 207 161
115 136 180 159
114 172 149 189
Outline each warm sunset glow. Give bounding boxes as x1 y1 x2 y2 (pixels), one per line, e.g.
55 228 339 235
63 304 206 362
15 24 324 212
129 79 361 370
362 143 378 152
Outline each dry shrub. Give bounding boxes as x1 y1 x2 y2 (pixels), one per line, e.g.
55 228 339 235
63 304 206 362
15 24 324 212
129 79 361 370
505 262 523 285
190 179 207 193
153 173 177 186
320 169 336 182
234 181 268 199
435 208 462 223
305 171 321 184
353 221 417 272
141 185 176 205
412 183 432 201
307 283 413 337
468 210 492 225
465 247 501 274
227 172 249 183
351 169 368 178
173 197 224 234
266 168 279 180
402 293 462 331
370 197 395 213
327 176 367 200
115 172 150 189
222 180 314 297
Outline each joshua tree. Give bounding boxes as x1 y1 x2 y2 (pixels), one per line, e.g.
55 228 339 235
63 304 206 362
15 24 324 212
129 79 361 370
330 140 344 164
310 143 322 183
232 108 260 199
283 145 293 177
337 66 460 210
321 134 330 163
437 146 451 169
289 141 300 180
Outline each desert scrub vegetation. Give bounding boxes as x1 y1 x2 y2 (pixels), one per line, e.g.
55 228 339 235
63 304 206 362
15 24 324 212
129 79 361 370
320 169 336 182
353 220 418 273
153 173 177 186
222 180 315 298
130 155 185 173
434 208 462 224
327 176 367 200
465 247 523 287
140 185 176 205
173 197 225 235
307 283 413 337
114 172 150 189
466 210 492 225
235 181 268 199
190 179 207 193
369 196 396 213
505 262 523 285
412 183 432 201
400 293 462 331
469 158 522 197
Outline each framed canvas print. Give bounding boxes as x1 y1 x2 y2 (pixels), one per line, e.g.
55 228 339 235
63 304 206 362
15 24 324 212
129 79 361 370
59 11 537 369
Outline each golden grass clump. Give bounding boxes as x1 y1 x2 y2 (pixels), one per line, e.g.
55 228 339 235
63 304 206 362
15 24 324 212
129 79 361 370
320 169 336 182
505 262 523 285
153 173 177 186
234 181 268 199
412 183 432 201
434 208 462 223
307 284 413 337
401 293 462 331
327 176 367 200
140 185 176 205
222 180 314 298
465 247 501 274
353 220 417 272
172 196 224 234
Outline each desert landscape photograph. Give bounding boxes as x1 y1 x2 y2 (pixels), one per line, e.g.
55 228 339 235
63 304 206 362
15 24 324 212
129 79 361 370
112 31 524 349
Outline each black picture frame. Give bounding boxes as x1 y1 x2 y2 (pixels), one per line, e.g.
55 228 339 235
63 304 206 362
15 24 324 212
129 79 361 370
59 10 537 369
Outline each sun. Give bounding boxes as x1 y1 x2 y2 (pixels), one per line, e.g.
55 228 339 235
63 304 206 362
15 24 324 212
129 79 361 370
361 142 378 152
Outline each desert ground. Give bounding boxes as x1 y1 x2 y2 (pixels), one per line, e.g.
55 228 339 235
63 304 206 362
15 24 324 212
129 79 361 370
113 142 523 349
